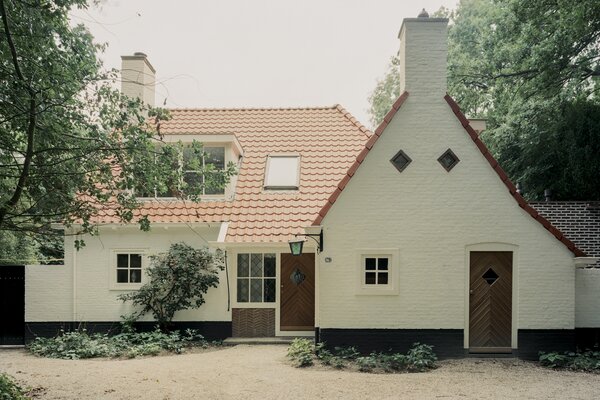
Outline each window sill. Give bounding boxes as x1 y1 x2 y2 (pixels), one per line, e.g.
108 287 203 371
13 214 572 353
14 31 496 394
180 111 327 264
109 284 143 291
355 287 399 296
233 303 277 308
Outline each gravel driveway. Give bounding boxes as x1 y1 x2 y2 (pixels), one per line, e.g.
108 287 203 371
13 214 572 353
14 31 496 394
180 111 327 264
1 345 598 399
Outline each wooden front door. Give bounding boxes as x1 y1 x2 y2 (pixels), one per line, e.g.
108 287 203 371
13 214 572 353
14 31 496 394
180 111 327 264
280 253 315 331
469 252 512 352
0 265 25 345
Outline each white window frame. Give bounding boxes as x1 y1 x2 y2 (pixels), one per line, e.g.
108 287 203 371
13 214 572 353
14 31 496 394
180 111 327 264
109 249 147 290
235 252 277 304
356 249 399 295
264 154 300 190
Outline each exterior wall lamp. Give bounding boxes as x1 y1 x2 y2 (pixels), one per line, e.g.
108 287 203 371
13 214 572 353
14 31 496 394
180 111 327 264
288 230 323 256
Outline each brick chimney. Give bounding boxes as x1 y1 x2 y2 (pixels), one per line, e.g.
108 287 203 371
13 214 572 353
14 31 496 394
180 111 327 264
398 11 448 98
120 52 156 107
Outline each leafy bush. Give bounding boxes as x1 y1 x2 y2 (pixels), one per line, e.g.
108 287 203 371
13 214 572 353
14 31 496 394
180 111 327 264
28 327 211 360
287 338 314 367
288 341 437 373
0 373 28 400
119 243 224 329
540 350 600 372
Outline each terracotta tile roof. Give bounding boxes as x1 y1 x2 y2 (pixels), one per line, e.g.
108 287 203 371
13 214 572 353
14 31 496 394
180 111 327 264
530 202 599 266
312 92 586 258
94 106 371 243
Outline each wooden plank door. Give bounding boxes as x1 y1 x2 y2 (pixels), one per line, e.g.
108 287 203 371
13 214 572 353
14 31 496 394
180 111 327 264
280 253 315 331
469 252 512 352
0 265 25 345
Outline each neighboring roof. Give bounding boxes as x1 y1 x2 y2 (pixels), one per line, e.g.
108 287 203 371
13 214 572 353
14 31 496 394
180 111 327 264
530 202 600 266
312 92 586 257
93 106 371 243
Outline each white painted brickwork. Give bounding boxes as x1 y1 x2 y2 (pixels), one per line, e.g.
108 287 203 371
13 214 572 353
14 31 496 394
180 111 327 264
576 269 600 327
318 18 575 332
26 225 230 322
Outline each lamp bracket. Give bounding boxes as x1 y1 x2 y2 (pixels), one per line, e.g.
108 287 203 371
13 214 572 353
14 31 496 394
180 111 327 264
294 229 323 253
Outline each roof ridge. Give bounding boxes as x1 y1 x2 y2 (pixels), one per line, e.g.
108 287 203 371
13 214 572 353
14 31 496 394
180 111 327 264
443 94 586 258
312 92 410 225
166 105 339 112
334 104 373 137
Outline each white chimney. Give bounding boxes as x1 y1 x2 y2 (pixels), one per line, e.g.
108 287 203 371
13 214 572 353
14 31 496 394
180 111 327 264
398 11 448 97
120 52 156 107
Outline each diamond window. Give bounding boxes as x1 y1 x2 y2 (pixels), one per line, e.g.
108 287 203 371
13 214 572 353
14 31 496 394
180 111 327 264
437 148 460 171
390 150 412 173
237 253 276 303
482 268 499 285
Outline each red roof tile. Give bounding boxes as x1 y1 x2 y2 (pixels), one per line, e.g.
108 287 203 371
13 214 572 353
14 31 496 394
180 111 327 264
93 106 371 243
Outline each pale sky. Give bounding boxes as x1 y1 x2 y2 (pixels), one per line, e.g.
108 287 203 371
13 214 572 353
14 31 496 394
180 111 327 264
74 0 458 128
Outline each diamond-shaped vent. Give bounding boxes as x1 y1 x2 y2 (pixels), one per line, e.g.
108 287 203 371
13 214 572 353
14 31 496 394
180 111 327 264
437 149 460 171
482 268 499 285
390 150 412 173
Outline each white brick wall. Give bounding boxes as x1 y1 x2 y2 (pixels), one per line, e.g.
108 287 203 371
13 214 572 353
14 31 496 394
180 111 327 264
576 269 600 327
318 18 575 334
26 225 230 322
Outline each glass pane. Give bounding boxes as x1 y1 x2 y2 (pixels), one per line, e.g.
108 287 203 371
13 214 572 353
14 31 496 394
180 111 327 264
378 272 388 285
378 258 388 270
250 278 263 302
204 172 225 195
237 254 249 277
365 272 376 285
117 254 129 268
117 269 128 283
264 279 276 302
184 172 202 189
365 258 376 270
264 156 299 188
182 146 201 170
250 254 263 277
130 269 141 283
237 279 249 302
204 147 225 169
130 254 141 269
264 254 276 277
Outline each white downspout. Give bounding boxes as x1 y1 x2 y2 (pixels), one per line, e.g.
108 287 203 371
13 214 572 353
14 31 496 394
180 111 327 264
72 235 77 322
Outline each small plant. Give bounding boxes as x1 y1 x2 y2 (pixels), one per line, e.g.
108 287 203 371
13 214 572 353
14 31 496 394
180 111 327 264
540 350 600 372
287 338 315 367
333 346 360 360
406 343 437 372
0 373 28 400
356 355 378 372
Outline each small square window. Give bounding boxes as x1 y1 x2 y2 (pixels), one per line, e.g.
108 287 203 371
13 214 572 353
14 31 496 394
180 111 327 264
114 252 143 285
264 155 300 190
390 150 412 173
363 256 390 286
437 149 460 172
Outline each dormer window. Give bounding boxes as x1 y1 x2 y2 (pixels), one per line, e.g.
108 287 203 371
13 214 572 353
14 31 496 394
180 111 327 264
183 146 225 196
264 155 300 190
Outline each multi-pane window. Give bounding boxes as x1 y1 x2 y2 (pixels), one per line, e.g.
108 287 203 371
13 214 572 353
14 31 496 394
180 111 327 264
183 146 226 196
116 253 142 284
364 256 389 285
237 253 276 303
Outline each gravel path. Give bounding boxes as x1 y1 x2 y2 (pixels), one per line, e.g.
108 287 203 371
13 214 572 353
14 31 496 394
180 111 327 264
1 345 598 399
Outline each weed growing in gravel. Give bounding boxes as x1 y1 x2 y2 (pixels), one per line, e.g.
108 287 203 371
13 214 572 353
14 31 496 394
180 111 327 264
0 373 28 400
28 327 216 360
287 339 437 373
540 350 600 372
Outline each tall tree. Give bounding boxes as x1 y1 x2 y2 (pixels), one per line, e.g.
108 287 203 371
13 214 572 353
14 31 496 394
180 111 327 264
368 0 600 200
0 0 235 259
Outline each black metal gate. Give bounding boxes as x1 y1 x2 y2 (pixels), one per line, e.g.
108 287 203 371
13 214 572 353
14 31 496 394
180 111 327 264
0 265 25 345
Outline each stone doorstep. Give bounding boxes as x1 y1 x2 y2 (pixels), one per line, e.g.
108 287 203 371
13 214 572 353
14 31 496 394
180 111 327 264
223 336 313 346
0 345 25 349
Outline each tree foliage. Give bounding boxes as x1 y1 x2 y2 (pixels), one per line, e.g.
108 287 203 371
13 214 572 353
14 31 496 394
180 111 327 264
119 243 224 329
368 0 600 200
0 0 235 259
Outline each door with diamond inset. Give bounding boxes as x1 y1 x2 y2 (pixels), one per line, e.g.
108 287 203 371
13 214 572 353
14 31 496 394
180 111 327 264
280 253 315 331
469 251 512 352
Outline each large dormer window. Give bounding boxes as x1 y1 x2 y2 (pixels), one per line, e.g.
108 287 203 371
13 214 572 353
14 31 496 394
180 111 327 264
264 155 300 190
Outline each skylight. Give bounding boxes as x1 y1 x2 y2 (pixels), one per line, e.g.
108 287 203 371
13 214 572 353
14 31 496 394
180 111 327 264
264 155 300 190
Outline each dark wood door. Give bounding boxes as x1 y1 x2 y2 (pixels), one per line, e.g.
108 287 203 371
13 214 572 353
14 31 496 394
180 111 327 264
280 253 315 331
469 252 512 352
0 265 25 345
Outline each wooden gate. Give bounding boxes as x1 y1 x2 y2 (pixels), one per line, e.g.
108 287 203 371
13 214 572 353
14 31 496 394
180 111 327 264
0 265 25 345
280 253 315 331
469 252 512 352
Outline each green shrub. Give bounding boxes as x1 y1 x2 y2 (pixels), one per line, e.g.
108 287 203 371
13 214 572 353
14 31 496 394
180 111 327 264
406 343 437 372
0 373 28 400
333 346 360 360
356 355 378 372
28 327 211 360
287 338 314 367
540 350 600 371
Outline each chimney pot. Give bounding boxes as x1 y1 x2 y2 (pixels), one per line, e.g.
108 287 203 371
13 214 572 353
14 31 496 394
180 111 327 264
544 189 552 202
418 8 429 18
133 51 147 57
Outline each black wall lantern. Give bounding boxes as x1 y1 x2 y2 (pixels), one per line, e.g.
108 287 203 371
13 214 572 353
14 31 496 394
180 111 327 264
288 229 323 256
